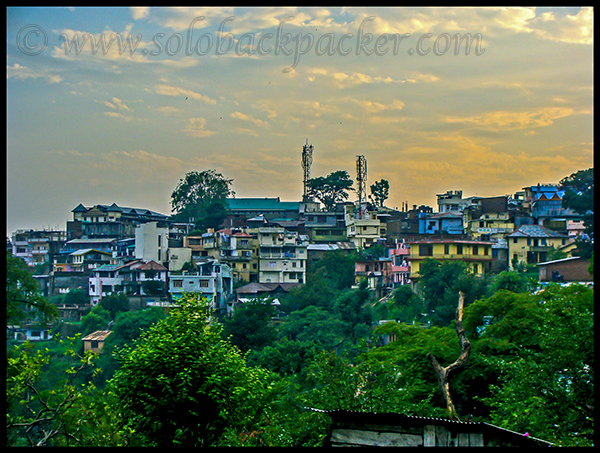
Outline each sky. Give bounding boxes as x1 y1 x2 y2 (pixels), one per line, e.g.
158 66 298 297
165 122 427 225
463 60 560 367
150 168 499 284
6 6 594 236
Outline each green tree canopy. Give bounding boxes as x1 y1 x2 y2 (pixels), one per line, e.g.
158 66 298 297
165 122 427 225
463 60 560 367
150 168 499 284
171 169 234 232
111 293 268 446
307 170 354 212
369 179 390 208
6 251 58 326
333 280 373 344
222 298 278 353
559 167 594 236
99 292 130 320
417 259 490 326
467 284 594 446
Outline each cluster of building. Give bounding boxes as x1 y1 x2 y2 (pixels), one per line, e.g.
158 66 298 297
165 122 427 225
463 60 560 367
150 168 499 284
8 181 592 323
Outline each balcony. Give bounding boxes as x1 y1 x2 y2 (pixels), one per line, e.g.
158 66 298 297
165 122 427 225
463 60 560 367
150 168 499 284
411 253 493 261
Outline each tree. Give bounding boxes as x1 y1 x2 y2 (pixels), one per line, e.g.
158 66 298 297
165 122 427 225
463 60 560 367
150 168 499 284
559 167 594 236
489 270 531 294
468 284 594 446
171 169 234 232
6 251 58 326
110 293 269 447
99 292 130 320
428 292 471 420
63 288 89 306
222 298 278 353
373 284 424 324
417 259 490 327
7 335 126 446
333 280 373 344
80 305 112 337
369 179 390 208
307 170 354 212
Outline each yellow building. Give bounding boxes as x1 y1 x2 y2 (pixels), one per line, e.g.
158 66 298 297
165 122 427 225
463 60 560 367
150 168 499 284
506 224 568 269
467 212 515 241
407 239 494 278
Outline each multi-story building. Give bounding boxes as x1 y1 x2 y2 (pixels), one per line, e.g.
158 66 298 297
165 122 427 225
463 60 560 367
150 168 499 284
10 229 66 267
506 224 569 269
68 203 170 240
406 239 494 279
255 227 308 284
388 240 411 286
345 205 385 249
304 211 347 243
88 259 168 304
218 229 257 283
168 260 233 315
436 190 482 214
223 197 301 228
53 248 112 273
419 211 464 235
354 257 393 289
135 221 169 264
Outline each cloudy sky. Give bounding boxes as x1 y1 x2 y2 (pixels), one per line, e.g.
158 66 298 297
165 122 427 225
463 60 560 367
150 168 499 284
6 6 593 235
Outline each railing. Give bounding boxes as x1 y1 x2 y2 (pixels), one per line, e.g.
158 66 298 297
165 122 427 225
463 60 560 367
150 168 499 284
411 253 492 260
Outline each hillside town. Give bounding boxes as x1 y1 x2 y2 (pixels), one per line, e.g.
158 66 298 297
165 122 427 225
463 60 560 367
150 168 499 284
8 149 593 341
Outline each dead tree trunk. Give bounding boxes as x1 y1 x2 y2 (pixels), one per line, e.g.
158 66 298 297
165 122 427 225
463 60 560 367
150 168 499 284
428 291 471 421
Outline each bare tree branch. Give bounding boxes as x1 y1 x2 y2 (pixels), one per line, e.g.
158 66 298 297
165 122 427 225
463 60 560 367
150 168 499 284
428 291 471 421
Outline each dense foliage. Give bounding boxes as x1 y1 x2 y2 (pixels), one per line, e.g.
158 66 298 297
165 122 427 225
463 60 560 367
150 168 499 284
6 247 594 447
306 170 354 211
170 169 234 232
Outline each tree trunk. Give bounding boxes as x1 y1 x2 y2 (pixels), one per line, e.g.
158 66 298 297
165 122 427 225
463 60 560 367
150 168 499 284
429 291 471 421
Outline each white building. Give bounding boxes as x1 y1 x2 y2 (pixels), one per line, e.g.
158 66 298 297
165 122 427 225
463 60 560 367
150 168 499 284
168 260 233 315
256 227 308 284
135 221 169 264
88 259 168 304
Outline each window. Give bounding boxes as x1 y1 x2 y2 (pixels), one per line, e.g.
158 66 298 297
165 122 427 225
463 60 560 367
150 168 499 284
173 279 183 288
456 244 463 255
513 238 518 244
473 245 479 255
444 244 450 254
419 245 433 256
199 280 209 288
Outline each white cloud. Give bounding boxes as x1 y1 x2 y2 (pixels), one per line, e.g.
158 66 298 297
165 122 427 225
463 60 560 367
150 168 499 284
154 84 217 104
6 63 63 83
183 117 215 137
131 7 150 20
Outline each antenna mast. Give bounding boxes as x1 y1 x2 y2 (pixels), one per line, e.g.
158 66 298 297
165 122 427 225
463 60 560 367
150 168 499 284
301 139 314 202
356 155 367 219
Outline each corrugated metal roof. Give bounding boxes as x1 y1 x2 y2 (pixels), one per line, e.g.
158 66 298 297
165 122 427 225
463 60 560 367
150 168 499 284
506 224 567 238
82 330 112 342
309 409 553 446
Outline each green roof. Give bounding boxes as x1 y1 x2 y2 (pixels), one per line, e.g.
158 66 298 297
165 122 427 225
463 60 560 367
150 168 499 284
227 197 299 211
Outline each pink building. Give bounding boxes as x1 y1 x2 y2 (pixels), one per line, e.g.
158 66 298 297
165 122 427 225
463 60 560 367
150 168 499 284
389 240 411 285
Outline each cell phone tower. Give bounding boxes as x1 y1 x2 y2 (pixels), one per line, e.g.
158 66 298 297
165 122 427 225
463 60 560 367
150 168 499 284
301 139 314 202
356 155 367 219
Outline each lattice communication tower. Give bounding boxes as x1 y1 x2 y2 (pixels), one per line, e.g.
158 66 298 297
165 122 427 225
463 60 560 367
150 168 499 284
356 155 367 219
302 139 314 201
